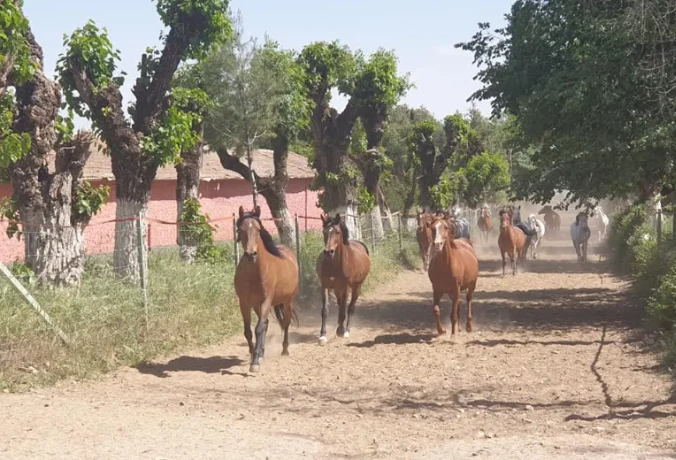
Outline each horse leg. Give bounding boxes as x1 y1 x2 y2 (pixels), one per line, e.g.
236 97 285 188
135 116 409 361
466 283 476 333
318 288 329 346
336 289 348 338
282 301 293 356
344 284 360 338
450 289 461 337
433 290 446 335
240 301 254 356
501 251 507 277
250 301 271 373
511 250 517 276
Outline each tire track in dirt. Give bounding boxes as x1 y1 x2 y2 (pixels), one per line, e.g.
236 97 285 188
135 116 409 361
0 239 675 459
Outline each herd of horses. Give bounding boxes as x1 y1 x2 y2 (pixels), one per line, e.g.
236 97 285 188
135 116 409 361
232 202 610 373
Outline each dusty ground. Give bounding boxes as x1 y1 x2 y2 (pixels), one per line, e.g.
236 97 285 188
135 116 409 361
1 235 676 459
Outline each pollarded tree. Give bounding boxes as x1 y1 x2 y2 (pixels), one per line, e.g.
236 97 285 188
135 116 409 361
198 22 311 247
459 152 510 208
351 50 410 238
56 0 231 280
1 1 108 286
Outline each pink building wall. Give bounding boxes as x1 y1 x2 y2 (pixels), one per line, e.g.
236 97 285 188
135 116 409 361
0 179 322 264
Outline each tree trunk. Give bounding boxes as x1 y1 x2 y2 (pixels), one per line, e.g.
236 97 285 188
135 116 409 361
260 181 295 247
378 186 394 232
176 139 203 263
9 27 96 287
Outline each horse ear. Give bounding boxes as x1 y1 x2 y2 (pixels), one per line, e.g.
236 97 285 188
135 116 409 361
238 206 245 218
254 205 261 217
320 213 327 224
575 214 580 225
334 213 341 222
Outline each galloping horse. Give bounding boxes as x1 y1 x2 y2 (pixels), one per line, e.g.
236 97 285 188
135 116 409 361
416 212 434 271
592 205 610 242
570 212 591 262
234 205 299 373
428 216 479 337
498 209 528 276
508 205 537 257
316 213 371 345
527 213 546 259
476 204 493 243
538 205 561 233
450 207 472 239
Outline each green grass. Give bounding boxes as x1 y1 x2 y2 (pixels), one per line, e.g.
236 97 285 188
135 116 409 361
0 230 420 391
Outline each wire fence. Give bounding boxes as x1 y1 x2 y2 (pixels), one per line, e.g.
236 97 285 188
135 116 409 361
0 210 421 342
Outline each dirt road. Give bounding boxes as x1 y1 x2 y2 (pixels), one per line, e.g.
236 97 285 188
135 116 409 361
1 239 675 459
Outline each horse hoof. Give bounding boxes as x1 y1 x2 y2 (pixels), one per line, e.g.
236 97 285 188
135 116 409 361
336 327 345 338
344 331 350 338
318 336 328 346
249 364 260 373
466 323 473 333
282 349 289 356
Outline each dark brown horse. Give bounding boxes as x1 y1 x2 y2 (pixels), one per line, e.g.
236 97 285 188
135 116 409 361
416 212 434 271
498 209 527 276
234 205 299 373
476 206 493 243
538 205 561 233
316 213 371 345
428 216 479 337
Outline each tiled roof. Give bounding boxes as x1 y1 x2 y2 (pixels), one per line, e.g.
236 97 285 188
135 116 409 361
48 141 315 181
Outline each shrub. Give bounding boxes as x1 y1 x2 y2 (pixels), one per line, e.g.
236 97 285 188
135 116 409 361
607 204 648 271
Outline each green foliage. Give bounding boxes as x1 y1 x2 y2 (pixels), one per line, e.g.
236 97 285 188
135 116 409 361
357 186 375 213
142 87 209 165
607 204 648 270
56 20 126 120
350 119 368 155
9 261 35 286
0 0 36 84
458 2 676 203
155 0 232 61
460 152 510 207
55 109 76 145
429 174 458 210
352 49 412 108
297 41 358 98
407 120 437 155
179 198 225 262
0 92 31 168
0 196 21 239
73 181 110 222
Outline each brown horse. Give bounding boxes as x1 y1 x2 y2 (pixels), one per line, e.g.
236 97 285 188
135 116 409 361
416 212 434 271
234 205 299 373
476 206 493 243
538 205 561 233
316 213 371 345
497 209 527 276
428 216 479 337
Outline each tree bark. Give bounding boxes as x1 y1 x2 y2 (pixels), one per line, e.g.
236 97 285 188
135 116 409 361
378 185 394 232
176 135 203 262
9 26 96 287
310 96 362 240
215 136 296 248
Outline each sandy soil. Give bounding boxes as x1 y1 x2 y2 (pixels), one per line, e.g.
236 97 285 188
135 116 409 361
1 234 675 459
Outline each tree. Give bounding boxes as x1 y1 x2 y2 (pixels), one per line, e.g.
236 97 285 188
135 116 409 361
57 0 232 280
459 152 510 207
172 64 213 262
298 42 409 239
0 1 108 286
351 50 410 238
198 19 311 247
457 1 676 207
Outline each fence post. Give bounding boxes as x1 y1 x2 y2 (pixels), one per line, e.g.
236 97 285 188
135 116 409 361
295 214 302 292
0 261 71 346
398 213 403 252
370 215 376 255
232 213 239 269
136 214 149 329
673 209 676 241
657 209 663 244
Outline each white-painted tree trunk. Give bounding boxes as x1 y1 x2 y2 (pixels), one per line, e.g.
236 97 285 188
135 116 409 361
114 199 148 282
366 204 385 240
177 197 198 263
272 207 296 248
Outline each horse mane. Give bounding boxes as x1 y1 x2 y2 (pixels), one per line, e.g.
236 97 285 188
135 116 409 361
236 212 284 258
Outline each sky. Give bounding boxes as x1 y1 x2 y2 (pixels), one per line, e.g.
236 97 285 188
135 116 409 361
23 0 514 129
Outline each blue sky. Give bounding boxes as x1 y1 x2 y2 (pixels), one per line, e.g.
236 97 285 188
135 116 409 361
24 0 513 129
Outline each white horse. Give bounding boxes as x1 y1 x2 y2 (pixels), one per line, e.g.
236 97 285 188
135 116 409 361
527 214 546 259
592 205 609 242
570 212 591 263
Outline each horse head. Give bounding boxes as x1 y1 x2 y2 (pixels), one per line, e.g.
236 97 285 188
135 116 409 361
321 212 348 258
538 205 552 215
237 205 263 261
528 213 537 227
499 209 512 232
431 216 455 252
575 212 590 229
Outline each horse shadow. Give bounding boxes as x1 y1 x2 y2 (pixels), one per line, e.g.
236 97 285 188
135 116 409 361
135 355 245 378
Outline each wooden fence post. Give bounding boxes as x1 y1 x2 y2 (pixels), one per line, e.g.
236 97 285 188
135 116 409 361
398 213 403 252
295 214 302 292
137 214 149 329
657 209 663 244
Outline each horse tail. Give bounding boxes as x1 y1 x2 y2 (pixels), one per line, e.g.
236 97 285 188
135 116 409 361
273 303 300 329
